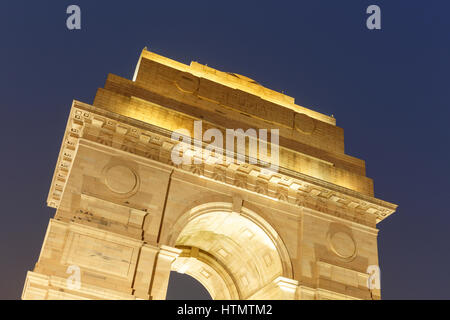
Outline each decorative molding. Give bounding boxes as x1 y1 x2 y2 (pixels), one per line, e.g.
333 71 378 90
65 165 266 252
47 101 397 226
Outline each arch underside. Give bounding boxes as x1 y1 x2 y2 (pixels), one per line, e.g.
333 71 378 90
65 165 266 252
170 203 294 300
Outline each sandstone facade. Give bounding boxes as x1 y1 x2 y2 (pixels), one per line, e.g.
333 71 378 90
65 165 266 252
22 49 396 300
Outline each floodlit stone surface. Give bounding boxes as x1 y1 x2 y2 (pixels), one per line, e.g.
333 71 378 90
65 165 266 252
22 49 396 300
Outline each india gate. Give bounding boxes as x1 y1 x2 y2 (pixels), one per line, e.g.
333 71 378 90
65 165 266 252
22 49 397 300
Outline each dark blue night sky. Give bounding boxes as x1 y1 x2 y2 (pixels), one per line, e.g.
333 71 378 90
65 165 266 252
1 1 449 299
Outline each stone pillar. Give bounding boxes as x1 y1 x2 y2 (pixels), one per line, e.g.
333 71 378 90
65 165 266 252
149 245 182 300
132 244 159 299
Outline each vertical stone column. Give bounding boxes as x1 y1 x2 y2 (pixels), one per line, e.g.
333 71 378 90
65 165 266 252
149 245 182 300
132 244 159 299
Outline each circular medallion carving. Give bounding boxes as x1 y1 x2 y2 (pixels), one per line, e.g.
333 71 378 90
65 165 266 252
105 165 137 194
329 231 356 260
294 113 316 135
175 72 199 93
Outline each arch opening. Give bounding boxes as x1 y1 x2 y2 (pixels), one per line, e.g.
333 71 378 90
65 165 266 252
166 271 212 300
169 202 293 300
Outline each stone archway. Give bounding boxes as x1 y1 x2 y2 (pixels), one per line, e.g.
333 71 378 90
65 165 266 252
22 50 397 300
168 202 297 300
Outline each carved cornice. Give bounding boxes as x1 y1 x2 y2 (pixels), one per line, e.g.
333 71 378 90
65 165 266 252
47 100 397 225
138 49 336 125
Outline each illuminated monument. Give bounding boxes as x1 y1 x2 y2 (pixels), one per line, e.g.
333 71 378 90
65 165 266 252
22 49 396 300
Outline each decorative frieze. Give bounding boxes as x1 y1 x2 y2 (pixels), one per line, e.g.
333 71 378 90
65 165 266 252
47 101 396 226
